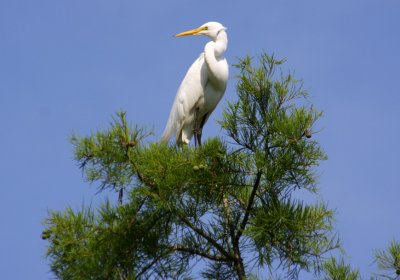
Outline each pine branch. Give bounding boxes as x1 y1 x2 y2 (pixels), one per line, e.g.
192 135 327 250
234 171 262 245
171 245 229 262
222 194 236 247
177 213 232 260
135 254 164 279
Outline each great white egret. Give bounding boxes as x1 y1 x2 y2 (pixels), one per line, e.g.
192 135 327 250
161 22 229 146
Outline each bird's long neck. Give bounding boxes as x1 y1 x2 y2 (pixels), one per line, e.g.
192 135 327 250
204 30 228 89
213 30 228 59
204 30 228 64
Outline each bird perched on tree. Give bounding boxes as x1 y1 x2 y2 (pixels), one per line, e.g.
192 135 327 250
161 22 229 146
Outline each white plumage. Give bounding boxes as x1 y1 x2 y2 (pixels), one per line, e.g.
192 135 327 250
161 22 229 146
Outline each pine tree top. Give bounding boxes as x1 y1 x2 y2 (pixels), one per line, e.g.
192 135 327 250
43 53 340 279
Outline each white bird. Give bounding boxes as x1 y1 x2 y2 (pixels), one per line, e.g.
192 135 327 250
161 22 229 146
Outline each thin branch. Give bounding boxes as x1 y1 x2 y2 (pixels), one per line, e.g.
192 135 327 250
222 194 235 240
170 245 229 262
177 213 232 260
234 171 262 245
136 254 164 279
128 197 148 227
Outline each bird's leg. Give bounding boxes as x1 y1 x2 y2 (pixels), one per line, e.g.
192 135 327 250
196 114 207 147
194 130 198 147
196 128 202 147
193 108 202 147
193 128 201 147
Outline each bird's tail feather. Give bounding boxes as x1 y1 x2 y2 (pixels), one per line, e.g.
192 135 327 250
161 111 177 143
160 131 171 143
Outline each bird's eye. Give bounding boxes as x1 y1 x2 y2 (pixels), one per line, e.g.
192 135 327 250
203 26 208 30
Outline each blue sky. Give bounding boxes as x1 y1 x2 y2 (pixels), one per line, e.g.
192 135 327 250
1 0 400 278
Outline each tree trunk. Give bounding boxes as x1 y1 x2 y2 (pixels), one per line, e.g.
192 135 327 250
233 246 246 280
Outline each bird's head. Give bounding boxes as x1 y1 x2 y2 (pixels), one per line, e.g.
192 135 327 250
175 21 226 40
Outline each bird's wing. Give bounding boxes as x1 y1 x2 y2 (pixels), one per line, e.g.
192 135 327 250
161 53 208 143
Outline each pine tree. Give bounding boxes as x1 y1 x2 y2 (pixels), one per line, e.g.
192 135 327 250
42 53 339 279
374 240 400 279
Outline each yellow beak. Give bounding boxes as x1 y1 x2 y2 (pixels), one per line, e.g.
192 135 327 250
175 26 206 37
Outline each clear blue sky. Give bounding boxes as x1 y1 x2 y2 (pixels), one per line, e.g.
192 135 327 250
1 0 399 279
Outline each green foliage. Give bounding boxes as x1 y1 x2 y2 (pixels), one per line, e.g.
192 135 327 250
321 257 360 280
43 53 338 279
43 200 184 279
374 240 400 279
70 112 152 201
247 200 335 273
